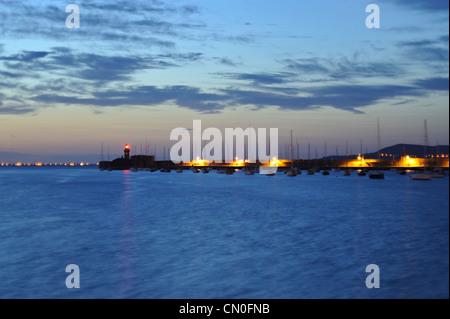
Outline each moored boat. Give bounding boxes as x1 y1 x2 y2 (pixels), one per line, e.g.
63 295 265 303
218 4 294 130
369 171 385 179
410 172 432 180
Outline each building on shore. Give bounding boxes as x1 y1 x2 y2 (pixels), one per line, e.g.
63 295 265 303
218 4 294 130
99 144 154 170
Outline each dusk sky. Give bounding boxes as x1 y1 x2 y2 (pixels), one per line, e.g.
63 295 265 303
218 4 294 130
0 0 448 162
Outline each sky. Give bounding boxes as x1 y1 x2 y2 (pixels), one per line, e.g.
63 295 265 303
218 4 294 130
0 0 448 162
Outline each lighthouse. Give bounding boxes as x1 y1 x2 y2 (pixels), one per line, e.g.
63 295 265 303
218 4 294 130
124 144 130 159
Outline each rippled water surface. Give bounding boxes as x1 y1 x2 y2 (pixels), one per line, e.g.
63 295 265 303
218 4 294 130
0 167 448 299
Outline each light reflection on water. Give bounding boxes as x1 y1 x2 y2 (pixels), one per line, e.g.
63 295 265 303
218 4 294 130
0 167 448 299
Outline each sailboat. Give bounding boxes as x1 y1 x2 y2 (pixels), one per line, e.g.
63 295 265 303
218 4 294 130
244 168 255 175
306 143 315 175
430 168 446 178
322 142 330 175
201 167 210 173
410 171 431 180
334 146 341 172
358 141 366 176
369 119 385 179
287 130 297 177
344 141 351 176
216 168 227 174
296 138 302 175
99 143 105 171
411 120 432 181
191 166 200 173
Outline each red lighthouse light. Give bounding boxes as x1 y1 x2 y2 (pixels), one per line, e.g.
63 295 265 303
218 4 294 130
124 144 131 159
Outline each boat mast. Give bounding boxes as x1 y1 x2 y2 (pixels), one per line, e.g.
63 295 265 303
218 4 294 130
424 119 429 169
360 139 363 157
377 118 381 164
290 130 294 168
346 141 349 168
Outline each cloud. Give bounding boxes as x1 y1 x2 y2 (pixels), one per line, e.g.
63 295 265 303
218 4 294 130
0 47 203 83
0 51 51 62
0 71 25 79
221 72 296 86
398 37 449 62
80 0 200 15
31 85 227 114
0 0 204 46
27 79 433 115
439 35 450 43
0 104 37 115
283 58 330 74
414 77 449 91
380 0 449 11
214 57 238 67
222 84 426 114
281 57 404 82
330 59 404 80
180 5 201 15
0 2 447 117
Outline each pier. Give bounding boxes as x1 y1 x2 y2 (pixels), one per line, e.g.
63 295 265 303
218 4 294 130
98 157 449 171
95 143 450 171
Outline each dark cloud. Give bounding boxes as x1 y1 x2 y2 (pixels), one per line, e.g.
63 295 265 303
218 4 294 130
157 53 203 62
222 72 296 85
0 71 25 79
208 34 253 43
28 80 431 115
80 0 200 15
398 37 449 62
283 58 329 74
330 59 404 80
282 57 404 81
0 1 446 117
222 84 425 114
0 104 37 115
0 0 204 46
31 85 227 114
0 51 51 62
180 5 201 15
0 48 203 83
215 57 237 67
439 35 449 43
414 77 449 91
380 0 449 11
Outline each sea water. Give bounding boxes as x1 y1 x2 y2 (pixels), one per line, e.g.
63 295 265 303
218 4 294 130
0 167 448 299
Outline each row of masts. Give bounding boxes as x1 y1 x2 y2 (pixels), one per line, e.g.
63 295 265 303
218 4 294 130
101 143 160 161
100 120 434 162
100 140 375 162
